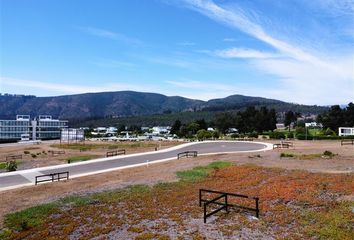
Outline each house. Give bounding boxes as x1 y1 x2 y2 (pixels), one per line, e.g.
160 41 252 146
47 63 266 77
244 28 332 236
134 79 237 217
338 127 354 136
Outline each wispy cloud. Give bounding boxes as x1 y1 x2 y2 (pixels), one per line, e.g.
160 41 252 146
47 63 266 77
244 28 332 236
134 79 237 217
181 0 354 104
214 48 279 59
177 41 196 46
223 38 235 42
77 26 143 46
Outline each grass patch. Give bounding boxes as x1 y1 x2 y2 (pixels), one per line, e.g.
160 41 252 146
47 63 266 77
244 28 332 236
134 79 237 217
300 153 324 160
280 152 296 158
66 155 95 163
0 162 6 170
4 203 59 231
176 161 232 182
303 201 354 239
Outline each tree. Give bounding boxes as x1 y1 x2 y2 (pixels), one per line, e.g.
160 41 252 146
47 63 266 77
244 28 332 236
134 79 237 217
197 129 212 140
317 105 344 134
170 120 182 135
284 111 295 129
195 119 207 130
214 112 235 133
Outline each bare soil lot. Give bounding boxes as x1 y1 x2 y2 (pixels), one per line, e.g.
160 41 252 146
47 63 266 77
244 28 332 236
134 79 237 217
0 140 353 239
0 140 182 171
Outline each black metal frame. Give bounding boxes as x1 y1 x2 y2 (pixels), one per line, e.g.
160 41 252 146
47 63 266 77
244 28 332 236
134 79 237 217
5 155 22 161
273 143 290 149
341 139 354 146
106 149 126 157
199 189 259 223
48 150 65 156
35 171 69 185
177 151 198 159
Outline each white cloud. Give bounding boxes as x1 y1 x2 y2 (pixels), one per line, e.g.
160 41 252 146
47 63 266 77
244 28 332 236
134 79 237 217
214 48 279 59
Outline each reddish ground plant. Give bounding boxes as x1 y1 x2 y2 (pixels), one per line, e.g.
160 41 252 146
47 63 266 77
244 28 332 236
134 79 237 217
1 163 353 239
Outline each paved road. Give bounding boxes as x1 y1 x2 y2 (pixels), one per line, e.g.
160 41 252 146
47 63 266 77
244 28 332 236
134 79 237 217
0 141 272 191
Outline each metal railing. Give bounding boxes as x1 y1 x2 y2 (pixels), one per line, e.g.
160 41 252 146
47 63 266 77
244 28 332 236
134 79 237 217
273 143 290 149
48 150 65 156
341 139 354 146
199 189 259 223
35 171 69 185
5 154 22 161
106 149 126 157
177 151 198 159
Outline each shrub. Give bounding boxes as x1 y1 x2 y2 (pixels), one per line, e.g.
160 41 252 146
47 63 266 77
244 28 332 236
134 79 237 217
269 131 286 139
323 150 335 158
5 161 17 172
247 132 258 138
23 151 30 154
280 153 295 158
287 132 294 139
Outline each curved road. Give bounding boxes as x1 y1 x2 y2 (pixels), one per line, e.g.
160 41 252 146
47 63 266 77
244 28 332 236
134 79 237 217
0 141 273 191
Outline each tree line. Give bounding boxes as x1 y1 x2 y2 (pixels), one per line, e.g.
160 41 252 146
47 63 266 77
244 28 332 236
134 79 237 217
317 103 354 133
170 106 277 138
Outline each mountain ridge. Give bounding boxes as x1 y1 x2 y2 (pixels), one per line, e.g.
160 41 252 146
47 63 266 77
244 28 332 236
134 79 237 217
0 91 327 120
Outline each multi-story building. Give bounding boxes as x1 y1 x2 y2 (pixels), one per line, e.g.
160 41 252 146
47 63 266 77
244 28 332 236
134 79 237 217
0 115 68 141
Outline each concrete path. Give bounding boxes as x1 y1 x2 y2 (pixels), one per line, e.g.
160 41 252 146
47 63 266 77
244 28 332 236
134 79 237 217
0 141 273 191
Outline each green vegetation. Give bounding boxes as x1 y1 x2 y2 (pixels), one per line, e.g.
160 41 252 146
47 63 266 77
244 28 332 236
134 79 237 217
66 155 95 163
2 164 353 239
176 161 232 181
4 202 59 231
317 103 354 134
5 161 18 172
0 162 6 170
323 150 335 158
280 153 296 158
302 201 354 239
23 151 30 154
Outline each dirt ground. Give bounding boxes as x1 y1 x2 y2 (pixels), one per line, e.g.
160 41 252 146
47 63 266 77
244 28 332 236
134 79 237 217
0 140 182 171
0 140 353 227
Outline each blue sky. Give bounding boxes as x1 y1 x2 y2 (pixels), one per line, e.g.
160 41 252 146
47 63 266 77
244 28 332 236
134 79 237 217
0 0 353 105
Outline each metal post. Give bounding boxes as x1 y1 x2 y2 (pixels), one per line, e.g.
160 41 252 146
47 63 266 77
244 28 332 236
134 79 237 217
51 174 54 182
225 194 229 213
199 189 202 207
255 197 259 218
204 203 207 223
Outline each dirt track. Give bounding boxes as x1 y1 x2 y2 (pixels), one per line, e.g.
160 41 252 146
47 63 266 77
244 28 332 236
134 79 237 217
0 140 353 226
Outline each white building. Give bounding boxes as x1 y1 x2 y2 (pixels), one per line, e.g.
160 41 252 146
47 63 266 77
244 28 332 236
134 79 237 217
339 127 354 136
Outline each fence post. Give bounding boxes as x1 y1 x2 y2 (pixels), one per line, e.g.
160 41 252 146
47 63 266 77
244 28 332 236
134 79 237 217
225 194 229 213
199 189 202 207
204 203 207 223
255 197 259 218
51 174 54 182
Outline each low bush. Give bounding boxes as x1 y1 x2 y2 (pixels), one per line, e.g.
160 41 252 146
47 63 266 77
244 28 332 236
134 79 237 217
269 131 286 139
5 161 18 171
323 150 335 158
280 153 296 158
31 154 37 158
23 150 30 154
